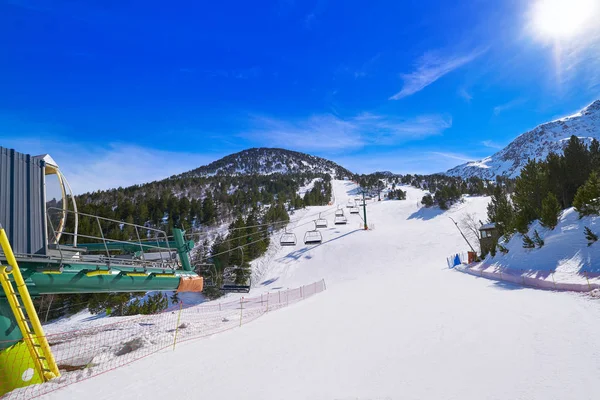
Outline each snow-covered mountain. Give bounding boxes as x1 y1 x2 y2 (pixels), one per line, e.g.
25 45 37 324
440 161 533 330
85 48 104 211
447 100 600 179
179 148 353 178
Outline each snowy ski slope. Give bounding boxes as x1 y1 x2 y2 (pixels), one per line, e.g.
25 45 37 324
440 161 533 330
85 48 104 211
40 180 600 400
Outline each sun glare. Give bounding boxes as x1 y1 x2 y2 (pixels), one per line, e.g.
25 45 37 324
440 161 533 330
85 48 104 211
531 0 598 40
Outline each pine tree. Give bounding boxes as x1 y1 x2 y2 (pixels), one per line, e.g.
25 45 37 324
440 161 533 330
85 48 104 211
512 159 548 232
421 194 434 207
522 234 535 249
563 135 591 206
573 171 600 217
532 230 544 248
545 152 567 208
584 226 598 246
540 193 561 229
590 139 600 172
487 184 515 236
201 193 216 225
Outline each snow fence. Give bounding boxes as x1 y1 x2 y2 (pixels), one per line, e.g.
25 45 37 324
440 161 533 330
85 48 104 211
1 279 327 400
447 253 600 292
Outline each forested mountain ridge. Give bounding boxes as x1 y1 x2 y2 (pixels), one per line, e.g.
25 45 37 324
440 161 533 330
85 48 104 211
74 148 349 233
178 148 353 178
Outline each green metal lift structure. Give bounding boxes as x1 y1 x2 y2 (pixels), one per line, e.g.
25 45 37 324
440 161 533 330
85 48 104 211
0 147 204 396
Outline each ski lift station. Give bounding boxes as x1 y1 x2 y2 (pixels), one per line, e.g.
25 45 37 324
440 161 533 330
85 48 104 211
0 147 204 396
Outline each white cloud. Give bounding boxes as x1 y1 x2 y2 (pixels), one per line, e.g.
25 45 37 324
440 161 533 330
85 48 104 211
390 48 486 100
428 151 473 162
241 112 452 152
331 149 478 175
481 140 504 149
458 87 473 102
493 98 526 115
1 138 219 194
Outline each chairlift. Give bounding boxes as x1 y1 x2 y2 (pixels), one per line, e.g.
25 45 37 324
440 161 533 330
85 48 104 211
315 213 328 229
334 215 348 225
304 222 323 245
280 227 297 247
346 200 355 208
196 263 217 287
220 266 251 293
350 207 359 214
219 248 251 293
335 209 344 217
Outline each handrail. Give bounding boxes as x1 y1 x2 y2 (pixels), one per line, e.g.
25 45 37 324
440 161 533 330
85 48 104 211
46 207 178 269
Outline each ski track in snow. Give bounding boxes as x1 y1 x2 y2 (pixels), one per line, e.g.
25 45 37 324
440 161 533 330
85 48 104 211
39 180 600 400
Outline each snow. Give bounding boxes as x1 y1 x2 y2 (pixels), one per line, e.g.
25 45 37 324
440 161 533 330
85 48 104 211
447 99 600 179
466 207 600 287
37 180 600 400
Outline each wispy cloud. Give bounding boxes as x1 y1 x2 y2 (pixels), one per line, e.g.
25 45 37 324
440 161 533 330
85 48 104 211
303 0 327 29
390 48 486 100
354 53 381 79
1 137 219 194
493 98 526 115
457 87 473 103
241 112 452 152
332 149 478 175
199 67 261 79
428 151 473 162
481 140 504 149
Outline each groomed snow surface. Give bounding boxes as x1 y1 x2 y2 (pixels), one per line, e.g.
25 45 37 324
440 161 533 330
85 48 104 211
41 181 600 400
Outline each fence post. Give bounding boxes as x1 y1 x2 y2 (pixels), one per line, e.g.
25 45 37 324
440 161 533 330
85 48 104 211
172 301 183 351
585 271 591 291
239 297 244 327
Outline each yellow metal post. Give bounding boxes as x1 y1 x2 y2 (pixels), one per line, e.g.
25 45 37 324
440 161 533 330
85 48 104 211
0 228 60 379
172 302 183 351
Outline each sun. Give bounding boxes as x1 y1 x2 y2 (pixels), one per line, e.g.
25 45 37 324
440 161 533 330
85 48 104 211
531 0 598 40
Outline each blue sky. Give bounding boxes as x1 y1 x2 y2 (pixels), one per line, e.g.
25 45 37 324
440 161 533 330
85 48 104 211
1 0 599 192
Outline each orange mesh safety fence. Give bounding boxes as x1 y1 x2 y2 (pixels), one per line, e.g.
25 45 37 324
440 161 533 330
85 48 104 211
1 279 326 399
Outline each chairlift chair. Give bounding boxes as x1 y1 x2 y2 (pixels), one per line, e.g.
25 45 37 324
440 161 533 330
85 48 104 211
315 213 328 229
220 267 251 293
346 200 355 208
280 227 297 247
304 222 323 245
334 215 348 225
218 248 251 293
335 209 344 217
350 207 359 214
